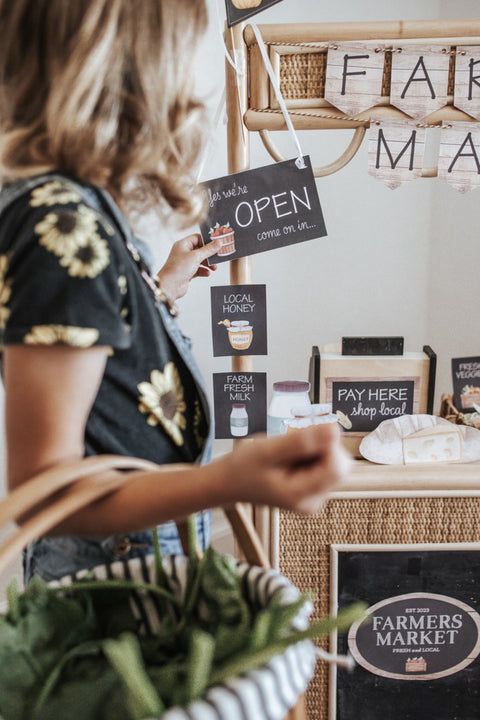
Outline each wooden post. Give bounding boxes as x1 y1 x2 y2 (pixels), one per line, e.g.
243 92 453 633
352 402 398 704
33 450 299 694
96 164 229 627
224 22 257 555
223 22 278 564
225 21 252 355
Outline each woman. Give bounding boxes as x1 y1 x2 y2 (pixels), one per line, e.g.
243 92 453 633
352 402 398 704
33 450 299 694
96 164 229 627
0 0 350 583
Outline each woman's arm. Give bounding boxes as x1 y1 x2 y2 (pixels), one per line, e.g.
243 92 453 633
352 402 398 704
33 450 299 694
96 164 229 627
4 344 109 490
4 343 350 537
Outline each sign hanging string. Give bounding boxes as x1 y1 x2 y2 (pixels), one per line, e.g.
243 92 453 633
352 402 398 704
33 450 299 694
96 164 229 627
196 87 227 182
214 0 246 76
196 0 247 182
250 23 306 169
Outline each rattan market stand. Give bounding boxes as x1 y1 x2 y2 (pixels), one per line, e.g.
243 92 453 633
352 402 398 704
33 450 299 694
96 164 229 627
223 16 480 720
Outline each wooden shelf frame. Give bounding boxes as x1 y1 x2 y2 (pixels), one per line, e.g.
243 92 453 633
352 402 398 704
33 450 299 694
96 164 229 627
244 18 480 130
235 18 480 176
224 17 480 561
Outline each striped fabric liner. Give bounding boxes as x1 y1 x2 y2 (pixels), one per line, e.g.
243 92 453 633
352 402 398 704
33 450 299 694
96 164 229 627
52 553 316 720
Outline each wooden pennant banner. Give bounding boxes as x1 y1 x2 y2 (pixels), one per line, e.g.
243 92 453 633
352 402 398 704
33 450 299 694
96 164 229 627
367 118 426 189
324 42 385 116
438 120 480 193
454 46 480 121
390 45 450 120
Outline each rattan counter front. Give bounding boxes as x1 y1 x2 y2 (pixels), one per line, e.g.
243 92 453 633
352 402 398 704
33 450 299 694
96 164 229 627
276 460 480 719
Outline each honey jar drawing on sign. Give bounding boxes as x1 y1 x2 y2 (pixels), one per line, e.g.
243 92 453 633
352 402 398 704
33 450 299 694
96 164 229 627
218 319 253 351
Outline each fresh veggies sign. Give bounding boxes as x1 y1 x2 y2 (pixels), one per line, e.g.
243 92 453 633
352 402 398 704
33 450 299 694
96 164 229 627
225 0 285 27
452 356 480 410
199 156 327 264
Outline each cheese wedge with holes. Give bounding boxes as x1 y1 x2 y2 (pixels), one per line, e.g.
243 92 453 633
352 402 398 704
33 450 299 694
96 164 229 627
402 424 463 464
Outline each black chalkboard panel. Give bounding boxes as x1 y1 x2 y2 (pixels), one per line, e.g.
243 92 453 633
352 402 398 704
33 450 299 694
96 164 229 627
335 549 480 720
211 284 267 357
199 156 327 264
342 336 404 356
213 371 267 439
331 379 415 432
452 356 480 411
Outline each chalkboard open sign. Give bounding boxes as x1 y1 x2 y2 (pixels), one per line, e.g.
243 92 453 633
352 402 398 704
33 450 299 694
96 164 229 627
309 343 436 457
199 156 326 264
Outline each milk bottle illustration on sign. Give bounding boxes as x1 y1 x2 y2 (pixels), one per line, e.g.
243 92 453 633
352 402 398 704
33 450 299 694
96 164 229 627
230 404 249 437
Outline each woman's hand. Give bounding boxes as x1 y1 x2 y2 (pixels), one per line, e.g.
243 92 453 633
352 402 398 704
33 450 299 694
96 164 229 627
156 234 222 301
216 423 352 514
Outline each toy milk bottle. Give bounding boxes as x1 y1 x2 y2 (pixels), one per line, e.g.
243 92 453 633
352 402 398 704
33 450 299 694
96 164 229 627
267 381 311 436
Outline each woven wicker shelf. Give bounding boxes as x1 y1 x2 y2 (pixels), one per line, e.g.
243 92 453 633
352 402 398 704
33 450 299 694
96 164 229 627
243 18 480 130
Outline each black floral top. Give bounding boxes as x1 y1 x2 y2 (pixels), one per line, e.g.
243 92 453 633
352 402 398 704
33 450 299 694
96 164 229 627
0 175 209 466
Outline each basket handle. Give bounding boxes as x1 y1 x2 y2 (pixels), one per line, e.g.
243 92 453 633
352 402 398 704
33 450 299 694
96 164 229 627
0 455 270 579
0 455 158 528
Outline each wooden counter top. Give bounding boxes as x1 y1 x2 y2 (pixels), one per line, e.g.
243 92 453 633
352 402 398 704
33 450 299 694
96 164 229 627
329 459 480 497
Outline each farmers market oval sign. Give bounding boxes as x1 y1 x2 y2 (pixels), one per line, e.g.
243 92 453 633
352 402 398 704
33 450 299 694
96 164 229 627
348 592 480 680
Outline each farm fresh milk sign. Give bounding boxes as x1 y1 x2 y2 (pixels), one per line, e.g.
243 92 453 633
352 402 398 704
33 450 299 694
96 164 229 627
199 156 327 264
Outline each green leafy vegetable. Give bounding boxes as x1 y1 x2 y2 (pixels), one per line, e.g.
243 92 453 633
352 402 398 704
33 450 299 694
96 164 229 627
103 633 164 719
0 518 366 720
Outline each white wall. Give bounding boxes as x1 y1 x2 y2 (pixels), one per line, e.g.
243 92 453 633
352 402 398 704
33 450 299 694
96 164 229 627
429 0 480 397
173 0 480 459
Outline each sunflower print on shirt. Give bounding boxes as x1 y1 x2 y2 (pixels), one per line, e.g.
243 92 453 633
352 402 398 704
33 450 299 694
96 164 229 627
33 202 110 278
59 232 110 278
0 254 12 330
29 181 82 208
23 325 100 347
137 363 187 447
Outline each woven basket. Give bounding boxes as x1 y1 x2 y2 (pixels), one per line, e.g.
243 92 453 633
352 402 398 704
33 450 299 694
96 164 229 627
439 392 480 429
50 553 316 720
0 455 313 720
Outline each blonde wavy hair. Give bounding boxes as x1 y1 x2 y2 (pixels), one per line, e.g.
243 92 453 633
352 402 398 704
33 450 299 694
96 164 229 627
0 0 209 224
